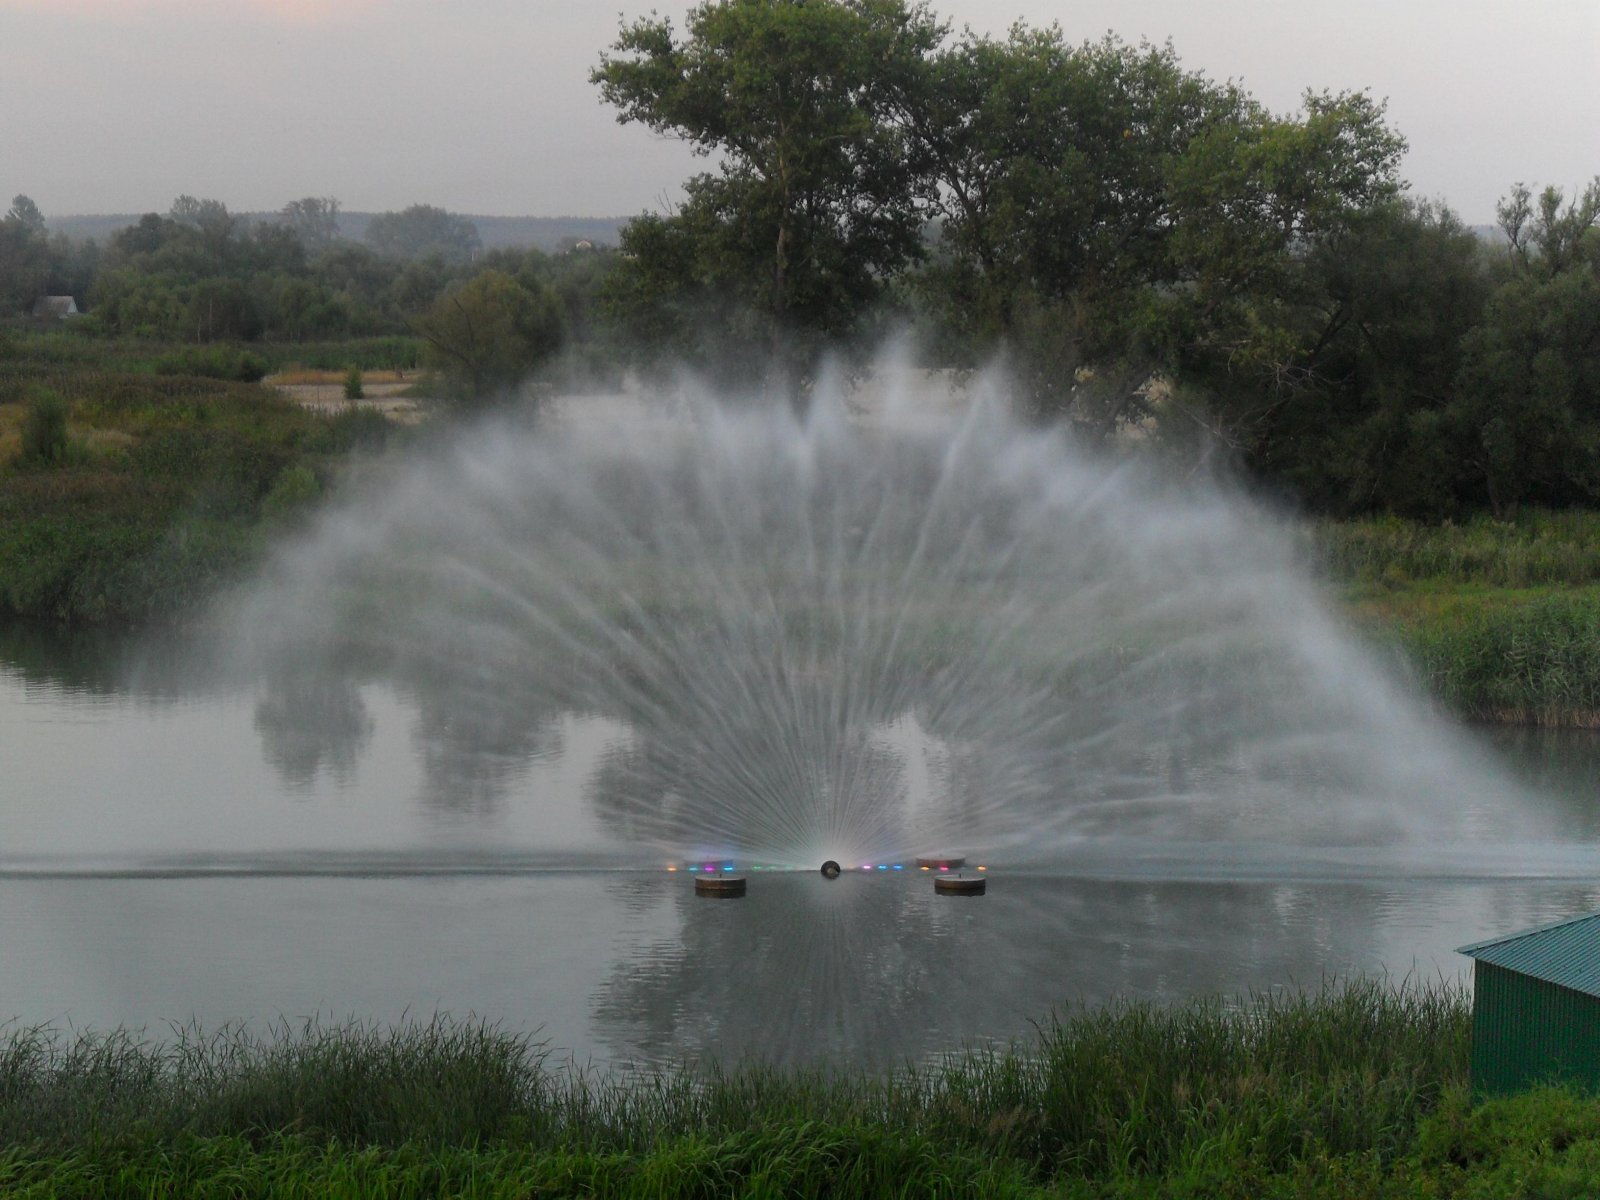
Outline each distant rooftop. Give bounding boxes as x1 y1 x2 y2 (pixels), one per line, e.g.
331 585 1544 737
31 295 79 319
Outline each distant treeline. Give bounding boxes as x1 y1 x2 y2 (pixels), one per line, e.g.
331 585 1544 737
42 211 625 253
0 194 615 400
3 0 1599 520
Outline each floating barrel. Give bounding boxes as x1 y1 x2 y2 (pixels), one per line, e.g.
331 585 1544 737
819 860 842 879
916 854 966 870
934 875 985 896
695 874 747 898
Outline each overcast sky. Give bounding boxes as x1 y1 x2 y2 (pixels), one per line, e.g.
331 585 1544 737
2 0 1596 224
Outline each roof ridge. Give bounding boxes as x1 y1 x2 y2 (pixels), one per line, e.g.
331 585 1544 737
1458 907 1600 957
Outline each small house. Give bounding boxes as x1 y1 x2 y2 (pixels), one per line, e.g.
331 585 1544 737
1459 910 1600 1094
31 295 80 320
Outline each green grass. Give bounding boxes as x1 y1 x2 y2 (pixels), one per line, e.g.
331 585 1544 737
0 325 423 377
0 331 401 624
0 984 1464 1183
1314 510 1600 589
1315 513 1600 726
0 982 1592 1197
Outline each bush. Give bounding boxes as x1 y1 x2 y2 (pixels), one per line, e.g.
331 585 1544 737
343 364 364 400
152 345 269 382
19 391 70 464
262 464 320 521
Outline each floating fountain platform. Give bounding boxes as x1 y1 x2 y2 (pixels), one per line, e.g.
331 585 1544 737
695 874 747 898
934 875 985 896
916 854 966 870
819 860 842 879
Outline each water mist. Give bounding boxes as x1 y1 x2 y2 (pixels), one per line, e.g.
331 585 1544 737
213 362 1537 875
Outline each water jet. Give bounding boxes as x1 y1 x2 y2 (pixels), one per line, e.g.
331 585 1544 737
218 367 1540 873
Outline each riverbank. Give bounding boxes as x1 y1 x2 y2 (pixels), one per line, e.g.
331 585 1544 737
8 330 1600 725
0 330 408 623
1320 514 1600 726
11 980 1594 1198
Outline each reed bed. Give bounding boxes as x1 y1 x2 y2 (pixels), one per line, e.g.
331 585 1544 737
1315 510 1600 588
0 981 1490 1196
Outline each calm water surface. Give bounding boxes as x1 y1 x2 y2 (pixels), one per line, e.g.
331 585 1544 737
4 630 1599 1069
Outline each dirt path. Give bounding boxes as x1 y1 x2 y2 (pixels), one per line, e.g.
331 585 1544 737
266 377 428 424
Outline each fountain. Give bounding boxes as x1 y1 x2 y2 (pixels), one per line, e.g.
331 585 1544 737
213 363 1537 874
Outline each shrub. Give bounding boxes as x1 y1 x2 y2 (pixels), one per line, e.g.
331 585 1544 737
19 391 69 464
343 364 364 400
262 464 321 521
152 346 269 382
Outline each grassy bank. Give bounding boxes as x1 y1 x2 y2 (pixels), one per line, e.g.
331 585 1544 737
1316 513 1600 726
0 329 402 623
12 980 1584 1198
7 324 1600 727
10 1092 1600 1198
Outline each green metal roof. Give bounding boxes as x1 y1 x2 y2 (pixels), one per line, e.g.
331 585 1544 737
1459 910 1600 998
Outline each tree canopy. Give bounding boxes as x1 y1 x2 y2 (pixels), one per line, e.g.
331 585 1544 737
365 205 481 265
592 0 946 392
412 269 565 404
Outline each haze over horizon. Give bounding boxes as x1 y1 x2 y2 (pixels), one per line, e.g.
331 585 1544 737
2 0 1596 226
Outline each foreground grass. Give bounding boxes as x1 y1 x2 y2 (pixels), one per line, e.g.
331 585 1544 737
7 1098 1600 1199
10 1097 1600 1199
0 980 1516 1197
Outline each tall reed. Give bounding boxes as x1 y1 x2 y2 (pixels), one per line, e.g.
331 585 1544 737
0 980 1469 1174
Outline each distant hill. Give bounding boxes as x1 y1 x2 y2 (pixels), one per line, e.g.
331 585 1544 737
44 212 628 252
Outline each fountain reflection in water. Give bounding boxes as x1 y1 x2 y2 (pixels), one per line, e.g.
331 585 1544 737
214 365 1535 870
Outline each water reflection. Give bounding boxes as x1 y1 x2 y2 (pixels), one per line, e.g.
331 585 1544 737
7 629 1600 1068
404 675 565 820
254 672 373 789
589 869 1600 1068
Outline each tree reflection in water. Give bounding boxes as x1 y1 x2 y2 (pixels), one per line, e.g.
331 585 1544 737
254 672 373 790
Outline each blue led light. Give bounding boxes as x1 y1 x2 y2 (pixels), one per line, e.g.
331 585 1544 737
722 864 734 872
893 864 904 870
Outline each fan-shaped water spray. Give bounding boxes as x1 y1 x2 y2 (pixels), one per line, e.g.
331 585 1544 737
217 368 1531 870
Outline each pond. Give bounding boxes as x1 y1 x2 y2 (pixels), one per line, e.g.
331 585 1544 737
4 628 1598 1071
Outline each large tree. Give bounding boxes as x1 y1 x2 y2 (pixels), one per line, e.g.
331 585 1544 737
412 269 564 404
365 204 480 265
1449 181 1600 516
912 28 1408 432
0 195 50 313
280 196 343 252
592 0 946 392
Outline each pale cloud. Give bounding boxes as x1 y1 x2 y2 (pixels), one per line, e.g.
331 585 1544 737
1 0 1594 220
0 0 381 23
